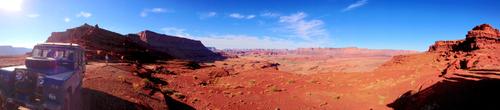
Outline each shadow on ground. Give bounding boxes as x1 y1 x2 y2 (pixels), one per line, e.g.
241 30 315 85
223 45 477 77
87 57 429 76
82 88 153 110
387 71 500 110
81 88 195 110
163 93 196 110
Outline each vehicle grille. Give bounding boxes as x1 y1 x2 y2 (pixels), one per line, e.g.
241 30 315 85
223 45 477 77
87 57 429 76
14 74 43 103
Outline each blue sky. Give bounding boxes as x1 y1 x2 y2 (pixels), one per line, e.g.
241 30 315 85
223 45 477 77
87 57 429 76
0 0 499 51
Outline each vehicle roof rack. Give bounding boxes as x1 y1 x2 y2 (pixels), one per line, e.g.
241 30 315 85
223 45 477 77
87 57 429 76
39 42 80 47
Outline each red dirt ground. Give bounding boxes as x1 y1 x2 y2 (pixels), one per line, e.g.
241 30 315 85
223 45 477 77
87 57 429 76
0 53 450 110
0 23 497 110
0 56 25 67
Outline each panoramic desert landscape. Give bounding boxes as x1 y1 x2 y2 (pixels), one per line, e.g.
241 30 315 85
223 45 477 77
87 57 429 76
0 23 498 110
1 0 499 110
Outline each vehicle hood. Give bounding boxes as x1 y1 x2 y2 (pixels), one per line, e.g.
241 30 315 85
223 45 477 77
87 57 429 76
0 65 27 72
0 65 73 81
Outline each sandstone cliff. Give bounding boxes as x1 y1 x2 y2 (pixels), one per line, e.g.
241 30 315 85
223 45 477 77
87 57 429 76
129 30 224 62
427 24 500 75
46 24 224 62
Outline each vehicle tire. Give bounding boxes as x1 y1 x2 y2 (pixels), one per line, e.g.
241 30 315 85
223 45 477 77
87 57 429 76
0 92 14 110
0 98 17 110
0 93 5 109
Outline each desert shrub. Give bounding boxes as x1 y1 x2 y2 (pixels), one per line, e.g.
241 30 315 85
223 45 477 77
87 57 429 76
306 92 313 96
142 78 154 89
248 80 256 85
155 66 176 75
198 81 208 86
223 83 232 89
308 80 319 84
117 75 126 83
173 92 186 99
164 70 175 74
142 78 151 83
132 83 142 92
191 98 200 104
186 61 201 70
269 85 282 92
160 86 176 95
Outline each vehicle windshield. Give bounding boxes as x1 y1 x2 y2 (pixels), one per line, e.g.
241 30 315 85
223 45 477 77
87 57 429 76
32 48 75 61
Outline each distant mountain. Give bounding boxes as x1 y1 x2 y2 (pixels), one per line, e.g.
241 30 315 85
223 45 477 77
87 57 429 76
221 47 419 57
0 46 31 56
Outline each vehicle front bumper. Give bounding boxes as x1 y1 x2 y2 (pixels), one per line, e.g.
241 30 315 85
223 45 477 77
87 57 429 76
6 97 62 110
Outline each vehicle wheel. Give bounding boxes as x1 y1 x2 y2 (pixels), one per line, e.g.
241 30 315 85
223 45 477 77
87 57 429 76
0 93 5 109
0 98 17 110
0 92 13 110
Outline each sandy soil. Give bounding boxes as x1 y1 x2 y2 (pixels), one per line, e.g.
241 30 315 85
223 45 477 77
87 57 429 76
266 55 392 74
0 53 488 110
77 53 444 110
0 56 25 67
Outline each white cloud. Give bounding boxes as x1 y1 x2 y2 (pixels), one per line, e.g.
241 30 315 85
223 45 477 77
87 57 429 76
159 27 326 49
64 17 71 22
261 12 280 18
229 13 245 19
196 35 324 49
229 13 256 19
279 12 328 40
199 11 217 19
140 8 171 17
246 15 256 19
76 11 92 18
151 8 166 13
161 27 193 38
342 0 368 12
26 14 39 18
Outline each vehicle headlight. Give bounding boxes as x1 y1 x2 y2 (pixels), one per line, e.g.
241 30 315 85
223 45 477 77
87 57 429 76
48 93 56 100
38 75 45 85
15 70 27 81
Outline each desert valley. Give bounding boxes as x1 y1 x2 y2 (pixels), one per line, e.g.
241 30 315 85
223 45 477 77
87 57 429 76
0 23 499 110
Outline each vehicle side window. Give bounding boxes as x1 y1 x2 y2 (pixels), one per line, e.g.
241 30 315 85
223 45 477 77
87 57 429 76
42 49 49 57
65 50 75 61
32 49 41 57
55 51 65 59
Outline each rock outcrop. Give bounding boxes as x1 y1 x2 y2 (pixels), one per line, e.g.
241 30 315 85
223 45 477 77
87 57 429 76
46 24 165 62
429 24 500 52
129 30 224 62
428 24 500 75
46 24 224 62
